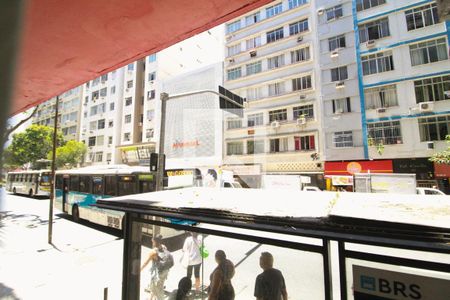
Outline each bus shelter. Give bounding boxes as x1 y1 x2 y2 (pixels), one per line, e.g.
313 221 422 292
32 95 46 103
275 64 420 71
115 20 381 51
96 188 450 300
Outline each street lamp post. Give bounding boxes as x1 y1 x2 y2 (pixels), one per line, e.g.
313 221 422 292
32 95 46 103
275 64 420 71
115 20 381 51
48 95 60 244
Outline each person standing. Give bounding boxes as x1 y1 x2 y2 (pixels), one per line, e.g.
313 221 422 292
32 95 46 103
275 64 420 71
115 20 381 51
254 252 288 300
168 277 193 300
182 232 203 291
208 250 235 300
141 235 174 300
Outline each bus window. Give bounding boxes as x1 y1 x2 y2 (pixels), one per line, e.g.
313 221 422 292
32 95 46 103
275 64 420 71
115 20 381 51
92 177 103 195
70 175 79 191
40 173 51 185
105 176 117 196
55 175 63 189
223 182 232 188
118 175 136 196
79 176 91 193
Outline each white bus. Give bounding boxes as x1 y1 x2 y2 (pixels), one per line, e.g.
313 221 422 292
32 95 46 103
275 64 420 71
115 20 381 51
6 170 52 197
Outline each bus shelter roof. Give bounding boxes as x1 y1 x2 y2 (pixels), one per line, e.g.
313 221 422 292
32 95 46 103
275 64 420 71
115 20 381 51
96 188 450 243
11 0 271 115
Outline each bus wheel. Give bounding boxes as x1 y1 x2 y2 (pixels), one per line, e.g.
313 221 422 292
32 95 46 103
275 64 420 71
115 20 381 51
29 189 33 197
12 187 17 194
72 205 80 222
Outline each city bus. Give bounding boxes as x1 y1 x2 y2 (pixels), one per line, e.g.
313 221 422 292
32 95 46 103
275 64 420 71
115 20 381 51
6 170 52 197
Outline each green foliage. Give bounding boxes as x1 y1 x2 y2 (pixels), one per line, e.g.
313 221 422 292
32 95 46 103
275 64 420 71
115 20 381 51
429 135 450 165
6 125 65 167
48 140 87 168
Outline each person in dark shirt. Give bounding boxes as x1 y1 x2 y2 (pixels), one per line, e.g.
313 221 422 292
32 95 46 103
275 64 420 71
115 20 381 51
254 252 288 300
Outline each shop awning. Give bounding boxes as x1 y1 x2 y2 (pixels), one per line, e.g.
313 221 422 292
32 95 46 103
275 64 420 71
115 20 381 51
324 160 393 176
434 162 450 178
11 0 271 115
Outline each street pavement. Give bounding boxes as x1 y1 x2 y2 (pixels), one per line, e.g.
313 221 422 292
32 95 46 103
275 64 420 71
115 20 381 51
0 189 123 300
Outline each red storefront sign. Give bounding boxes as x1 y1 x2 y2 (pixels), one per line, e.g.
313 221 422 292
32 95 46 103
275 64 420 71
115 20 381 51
434 162 450 178
325 160 393 176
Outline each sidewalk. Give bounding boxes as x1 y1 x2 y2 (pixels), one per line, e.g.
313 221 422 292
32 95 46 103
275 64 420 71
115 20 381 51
0 192 123 300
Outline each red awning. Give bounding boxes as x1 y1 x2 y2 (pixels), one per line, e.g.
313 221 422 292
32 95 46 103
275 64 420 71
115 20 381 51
434 162 450 177
324 160 393 176
11 0 272 115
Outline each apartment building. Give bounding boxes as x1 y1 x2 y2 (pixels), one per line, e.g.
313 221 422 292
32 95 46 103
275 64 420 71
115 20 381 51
223 0 325 188
32 86 84 141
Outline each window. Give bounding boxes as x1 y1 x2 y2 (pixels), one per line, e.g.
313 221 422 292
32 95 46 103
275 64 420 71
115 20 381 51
127 63 134 71
124 133 131 141
125 114 132 124
227 44 241 56
147 110 155 121
88 136 96 146
96 136 104 146
247 140 265 154
326 5 343 21
266 27 284 43
410 38 448 66
333 131 353 147
89 121 97 131
405 3 438 31
414 75 450 103
270 137 288 152
331 66 348 81
111 86 116 94
92 77 100 86
356 0 385 12
98 103 106 113
227 142 243 155
295 135 315 151
328 35 346 51
110 102 115 111
227 67 242 80
146 128 154 139
245 12 260 26
92 91 99 101
419 116 450 141
246 87 263 101
148 54 156 62
148 90 156 100
246 61 262 76
267 54 285 70
290 47 310 63
105 176 117 196
332 97 351 114
98 119 105 129
108 136 113 145
362 51 394 75
268 82 285 96
125 97 133 106
368 121 403 145
127 80 133 88
94 152 103 162
108 120 114 128
100 87 107 97
246 36 261 50
365 85 398 109
266 3 283 18
101 74 108 82
247 113 264 127
289 0 307 10
292 75 312 91
359 18 390 43
227 20 241 33
293 104 314 119
69 175 79 191
148 72 156 81
289 19 308 35
92 177 103 195
227 118 242 129
79 176 91 193
269 109 287 122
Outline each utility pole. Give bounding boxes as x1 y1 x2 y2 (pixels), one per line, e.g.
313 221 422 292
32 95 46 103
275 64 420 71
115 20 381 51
48 95 60 244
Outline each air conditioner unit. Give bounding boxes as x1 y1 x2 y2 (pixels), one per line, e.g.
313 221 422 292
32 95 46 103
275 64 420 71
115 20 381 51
335 81 345 88
271 121 280 129
376 107 387 114
228 58 235 63
296 118 307 125
297 36 303 43
330 50 339 58
249 51 257 57
419 101 434 112
317 8 324 15
427 141 435 149
226 35 233 42
366 40 376 48
299 95 306 100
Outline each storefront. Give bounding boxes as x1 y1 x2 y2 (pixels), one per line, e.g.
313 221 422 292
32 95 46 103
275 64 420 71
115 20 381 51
392 158 435 186
324 160 393 191
434 162 450 194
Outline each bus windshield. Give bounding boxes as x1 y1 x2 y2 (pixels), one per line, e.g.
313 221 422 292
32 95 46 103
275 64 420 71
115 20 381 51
40 173 51 185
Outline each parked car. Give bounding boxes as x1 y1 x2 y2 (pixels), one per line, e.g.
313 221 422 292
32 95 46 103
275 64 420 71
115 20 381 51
302 186 321 192
416 188 446 195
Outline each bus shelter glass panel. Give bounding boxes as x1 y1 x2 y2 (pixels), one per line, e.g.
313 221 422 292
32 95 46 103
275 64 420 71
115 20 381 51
136 221 325 300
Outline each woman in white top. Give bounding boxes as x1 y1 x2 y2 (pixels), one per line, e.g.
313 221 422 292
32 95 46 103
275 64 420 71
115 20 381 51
182 232 203 291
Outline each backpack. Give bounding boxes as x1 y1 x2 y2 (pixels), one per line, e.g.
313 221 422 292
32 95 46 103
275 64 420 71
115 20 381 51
157 248 174 271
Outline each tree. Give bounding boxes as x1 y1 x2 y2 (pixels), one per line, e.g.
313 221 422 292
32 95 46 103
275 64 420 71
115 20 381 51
3 105 39 142
5 125 65 167
48 140 87 168
429 135 450 165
